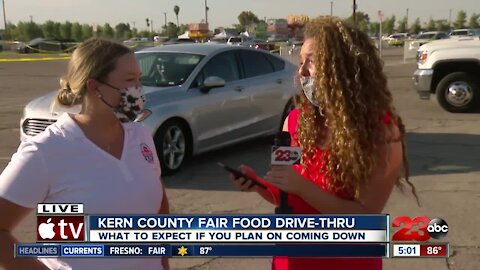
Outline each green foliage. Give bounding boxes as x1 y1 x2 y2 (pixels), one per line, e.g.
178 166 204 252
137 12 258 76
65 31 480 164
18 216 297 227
345 11 370 33
397 16 408 33
435 20 450 32
60 21 72 39
468 13 480 28
238 11 259 28
383 16 396 34
427 18 436 31
174 5 180 26
71 22 83 41
453 10 467 29
409 18 421 34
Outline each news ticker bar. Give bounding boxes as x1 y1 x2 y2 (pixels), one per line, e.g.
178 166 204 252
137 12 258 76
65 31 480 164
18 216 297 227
16 243 388 258
392 243 449 258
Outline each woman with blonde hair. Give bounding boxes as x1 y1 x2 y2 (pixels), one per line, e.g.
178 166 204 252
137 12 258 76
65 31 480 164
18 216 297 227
231 17 419 269
0 38 169 270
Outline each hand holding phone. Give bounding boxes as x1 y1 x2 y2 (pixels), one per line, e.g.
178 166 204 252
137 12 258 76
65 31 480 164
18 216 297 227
218 162 267 190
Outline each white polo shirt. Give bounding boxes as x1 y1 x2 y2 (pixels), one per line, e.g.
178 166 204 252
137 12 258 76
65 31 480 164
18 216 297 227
0 113 164 270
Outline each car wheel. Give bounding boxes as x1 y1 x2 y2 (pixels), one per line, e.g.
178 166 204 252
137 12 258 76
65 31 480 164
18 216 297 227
154 120 189 176
436 72 480 113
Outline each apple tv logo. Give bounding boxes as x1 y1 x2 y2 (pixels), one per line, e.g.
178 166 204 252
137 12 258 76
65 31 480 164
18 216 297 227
38 218 56 239
37 203 85 242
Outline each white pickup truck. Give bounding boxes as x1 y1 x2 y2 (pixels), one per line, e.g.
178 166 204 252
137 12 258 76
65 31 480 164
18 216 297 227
412 37 480 112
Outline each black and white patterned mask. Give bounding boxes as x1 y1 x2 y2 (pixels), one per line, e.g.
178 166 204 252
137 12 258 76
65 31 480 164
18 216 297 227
299 76 319 107
98 82 146 122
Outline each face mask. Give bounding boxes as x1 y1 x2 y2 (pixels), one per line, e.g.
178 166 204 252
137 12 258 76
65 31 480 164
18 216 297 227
98 82 146 122
299 76 319 107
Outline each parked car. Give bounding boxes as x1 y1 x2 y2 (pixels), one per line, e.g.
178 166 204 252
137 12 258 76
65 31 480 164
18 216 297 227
449 29 480 38
17 37 77 53
414 31 449 45
21 44 297 175
226 36 252 45
412 38 480 112
163 38 196 45
240 39 276 51
408 31 450 51
386 33 408 47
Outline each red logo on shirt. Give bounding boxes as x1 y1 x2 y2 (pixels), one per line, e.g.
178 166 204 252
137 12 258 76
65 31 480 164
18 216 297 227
140 143 154 163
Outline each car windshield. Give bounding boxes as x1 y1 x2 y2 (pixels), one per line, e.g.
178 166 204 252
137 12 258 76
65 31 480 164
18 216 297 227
136 52 204 87
416 33 436 39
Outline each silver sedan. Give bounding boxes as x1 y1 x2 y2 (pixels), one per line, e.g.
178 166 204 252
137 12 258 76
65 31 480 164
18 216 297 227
21 44 297 175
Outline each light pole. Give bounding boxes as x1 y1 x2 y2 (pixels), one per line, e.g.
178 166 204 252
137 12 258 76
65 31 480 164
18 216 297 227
406 8 409 31
448 9 452 30
163 12 167 30
205 0 209 25
2 0 7 39
352 0 357 25
330 1 333 16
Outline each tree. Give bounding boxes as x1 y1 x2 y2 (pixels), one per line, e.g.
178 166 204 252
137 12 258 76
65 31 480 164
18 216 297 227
115 23 131 40
6 22 17 40
397 16 408 33
435 20 450 32
255 20 268 38
178 24 188 35
53 22 62 38
232 24 244 33
102 23 114 39
346 11 370 33
383 15 396 34
427 18 436 31
238 11 259 29
468 13 480 28
369 22 380 37
16 21 43 41
410 18 421 34
60 21 72 39
81 24 93 40
174 5 180 26
71 22 83 41
162 22 178 38
131 27 139 37
42 20 56 38
453 10 467 29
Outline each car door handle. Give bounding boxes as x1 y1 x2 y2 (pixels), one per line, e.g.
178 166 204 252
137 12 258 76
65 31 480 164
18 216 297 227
234 86 244 91
276 79 283 84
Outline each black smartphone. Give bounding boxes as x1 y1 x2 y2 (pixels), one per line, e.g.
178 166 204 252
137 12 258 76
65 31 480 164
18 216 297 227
217 162 267 190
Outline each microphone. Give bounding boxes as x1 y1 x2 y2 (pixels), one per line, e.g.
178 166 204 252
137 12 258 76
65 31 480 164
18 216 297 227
271 131 300 214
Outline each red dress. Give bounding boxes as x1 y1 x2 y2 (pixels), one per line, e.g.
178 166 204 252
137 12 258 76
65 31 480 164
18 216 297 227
261 108 383 270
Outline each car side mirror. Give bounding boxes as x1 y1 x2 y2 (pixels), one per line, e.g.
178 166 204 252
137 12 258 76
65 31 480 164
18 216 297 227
200 76 226 93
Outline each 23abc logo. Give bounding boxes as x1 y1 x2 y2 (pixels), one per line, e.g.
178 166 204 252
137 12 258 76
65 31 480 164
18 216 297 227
392 216 448 241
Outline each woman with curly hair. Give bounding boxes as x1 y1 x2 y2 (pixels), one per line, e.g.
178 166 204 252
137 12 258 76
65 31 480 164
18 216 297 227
230 16 419 269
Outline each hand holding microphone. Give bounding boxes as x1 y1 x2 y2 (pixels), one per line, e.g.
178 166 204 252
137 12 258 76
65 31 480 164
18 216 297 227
266 132 302 214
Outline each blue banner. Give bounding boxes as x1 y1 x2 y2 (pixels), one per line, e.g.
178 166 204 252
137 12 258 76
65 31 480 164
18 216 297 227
16 243 387 257
88 215 387 230
16 244 60 257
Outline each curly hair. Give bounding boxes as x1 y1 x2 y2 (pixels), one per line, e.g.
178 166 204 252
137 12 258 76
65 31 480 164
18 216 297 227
296 16 419 204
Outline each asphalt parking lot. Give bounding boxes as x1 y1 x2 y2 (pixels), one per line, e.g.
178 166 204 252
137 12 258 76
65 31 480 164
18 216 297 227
0 47 479 270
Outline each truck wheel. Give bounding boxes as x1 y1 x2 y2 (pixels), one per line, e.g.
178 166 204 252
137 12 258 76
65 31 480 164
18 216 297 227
436 72 480 113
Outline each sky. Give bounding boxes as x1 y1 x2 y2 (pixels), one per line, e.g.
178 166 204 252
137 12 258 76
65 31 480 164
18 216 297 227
2 0 479 31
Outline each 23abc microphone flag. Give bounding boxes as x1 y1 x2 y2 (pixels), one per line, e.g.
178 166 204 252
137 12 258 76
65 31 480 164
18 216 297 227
271 132 301 166
272 132 301 214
